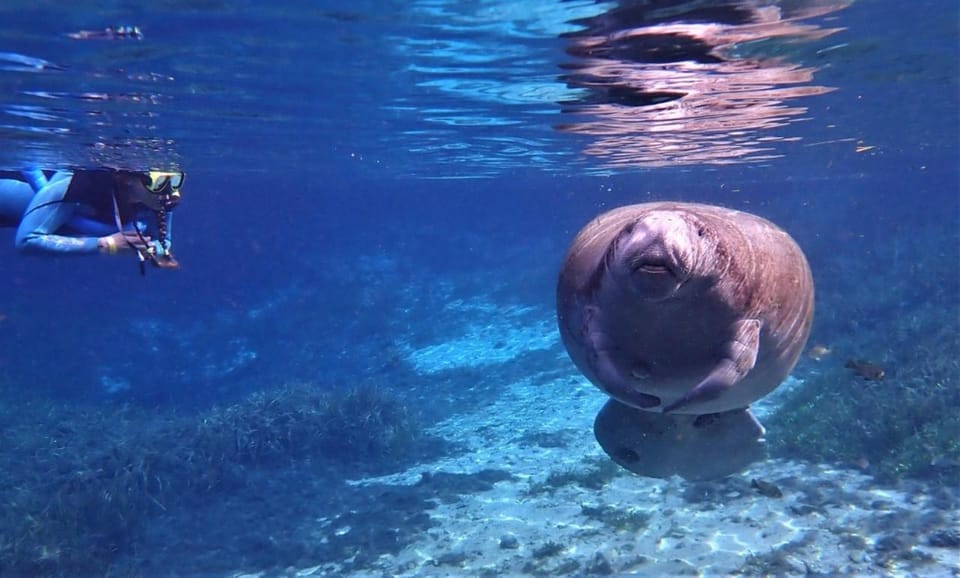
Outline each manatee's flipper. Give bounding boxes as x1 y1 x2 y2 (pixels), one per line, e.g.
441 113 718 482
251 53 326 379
663 318 761 413
594 399 766 480
585 306 660 409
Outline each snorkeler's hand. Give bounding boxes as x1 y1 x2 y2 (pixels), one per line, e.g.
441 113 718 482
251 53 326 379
97 231 152 255
153 253 180 269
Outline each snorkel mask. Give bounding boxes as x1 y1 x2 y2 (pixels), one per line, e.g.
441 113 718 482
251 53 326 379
140 170 183 209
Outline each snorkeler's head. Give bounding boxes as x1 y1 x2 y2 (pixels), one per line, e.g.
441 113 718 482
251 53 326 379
114 170 184 211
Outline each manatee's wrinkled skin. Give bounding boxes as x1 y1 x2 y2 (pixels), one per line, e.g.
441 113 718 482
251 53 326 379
557 202 814 479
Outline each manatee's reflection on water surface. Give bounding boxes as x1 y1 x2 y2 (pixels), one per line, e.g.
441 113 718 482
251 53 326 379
558 0 851 167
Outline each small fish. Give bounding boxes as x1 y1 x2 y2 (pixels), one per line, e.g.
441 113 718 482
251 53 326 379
751 478 783 498
845 359 885 381
807 344 831 361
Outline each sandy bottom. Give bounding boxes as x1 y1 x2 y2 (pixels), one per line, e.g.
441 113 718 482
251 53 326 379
236 299 958 578
270 367 957 578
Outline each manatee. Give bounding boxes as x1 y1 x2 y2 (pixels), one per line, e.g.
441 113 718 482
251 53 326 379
557 202 814 480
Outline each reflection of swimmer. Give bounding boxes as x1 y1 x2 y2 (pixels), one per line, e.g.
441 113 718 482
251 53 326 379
558 0 849 167
0 169 183 271
67 26 143 41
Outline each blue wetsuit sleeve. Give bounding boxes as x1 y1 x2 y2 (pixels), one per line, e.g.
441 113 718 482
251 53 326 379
15 175 101 255
0 179 35 226
20 169 48 191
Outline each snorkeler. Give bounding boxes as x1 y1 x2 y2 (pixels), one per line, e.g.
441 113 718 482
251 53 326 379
0 168 183 271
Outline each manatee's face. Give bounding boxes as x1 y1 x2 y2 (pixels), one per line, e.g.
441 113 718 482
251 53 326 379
608 211 700 301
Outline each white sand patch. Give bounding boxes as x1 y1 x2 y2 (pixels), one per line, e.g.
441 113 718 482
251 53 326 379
399 300 559 374
324 367 959 578
750 374 804 422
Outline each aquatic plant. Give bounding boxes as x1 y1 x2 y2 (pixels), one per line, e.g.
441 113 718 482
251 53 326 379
0 382 426 575
580 503 652 533
521 541 579 577
0 400 182 576
517 429 575 449
316 382 421 465
532 540 566 559
194 382 332 466
525 456 622 496
768 292 960 482
192 382 422 471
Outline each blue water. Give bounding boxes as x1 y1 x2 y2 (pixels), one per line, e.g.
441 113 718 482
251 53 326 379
0 1 957 576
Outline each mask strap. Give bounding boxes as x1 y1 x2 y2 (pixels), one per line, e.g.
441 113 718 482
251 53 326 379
112 186 155 275
155 205 168 249
111 188 124 232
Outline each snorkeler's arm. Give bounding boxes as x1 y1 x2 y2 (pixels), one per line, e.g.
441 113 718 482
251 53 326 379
17 169 70 192
14 174 102 255
20 169 47 191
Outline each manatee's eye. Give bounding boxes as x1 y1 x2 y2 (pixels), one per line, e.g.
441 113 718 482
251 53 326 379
697 228 705 238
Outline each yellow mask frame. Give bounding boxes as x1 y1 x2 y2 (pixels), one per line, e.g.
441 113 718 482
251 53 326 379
142 171 185 194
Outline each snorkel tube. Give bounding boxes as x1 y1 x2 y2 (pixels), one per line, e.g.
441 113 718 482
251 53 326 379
144 171 186 269
139 171 182 271
112 169 183 274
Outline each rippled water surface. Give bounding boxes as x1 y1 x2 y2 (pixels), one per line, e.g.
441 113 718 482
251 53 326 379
3 0 953 177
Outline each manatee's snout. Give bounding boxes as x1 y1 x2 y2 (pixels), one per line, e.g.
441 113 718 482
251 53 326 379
617 220 686 300
630 240 675 275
